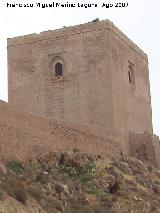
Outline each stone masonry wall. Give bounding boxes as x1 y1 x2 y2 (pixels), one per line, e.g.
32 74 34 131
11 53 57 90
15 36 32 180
8 20 153 135
6 20 156 167
0 101 124 161
110 24 153 134
129 133 160 168
0 100 159 168
8 20 113 129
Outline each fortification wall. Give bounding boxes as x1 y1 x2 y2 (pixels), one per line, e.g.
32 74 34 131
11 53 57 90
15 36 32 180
0 101 125 161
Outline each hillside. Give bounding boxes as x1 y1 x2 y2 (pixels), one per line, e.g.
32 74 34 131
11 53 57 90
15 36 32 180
0 150 160 212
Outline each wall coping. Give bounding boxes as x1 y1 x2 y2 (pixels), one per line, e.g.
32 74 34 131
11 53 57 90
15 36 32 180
7 19 148 61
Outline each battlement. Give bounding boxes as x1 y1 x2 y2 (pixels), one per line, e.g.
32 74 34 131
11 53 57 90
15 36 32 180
8 20 147 61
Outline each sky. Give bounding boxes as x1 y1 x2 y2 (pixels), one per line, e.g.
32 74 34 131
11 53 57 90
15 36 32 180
0 0 159 136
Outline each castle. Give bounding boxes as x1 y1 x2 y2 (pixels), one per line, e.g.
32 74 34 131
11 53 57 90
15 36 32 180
1 20 160 166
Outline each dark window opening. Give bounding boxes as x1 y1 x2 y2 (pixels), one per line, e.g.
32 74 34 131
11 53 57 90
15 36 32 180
55 63 62 77
128 61 135 85
128 70 133 83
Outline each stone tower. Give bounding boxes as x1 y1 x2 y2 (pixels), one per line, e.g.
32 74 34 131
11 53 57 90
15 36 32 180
7 20 153 135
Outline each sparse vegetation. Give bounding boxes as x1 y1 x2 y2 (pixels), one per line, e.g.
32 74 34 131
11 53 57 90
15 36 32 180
0 151 160 212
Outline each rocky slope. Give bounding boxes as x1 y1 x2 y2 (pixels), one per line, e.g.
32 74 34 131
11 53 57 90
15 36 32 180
0 150 160 213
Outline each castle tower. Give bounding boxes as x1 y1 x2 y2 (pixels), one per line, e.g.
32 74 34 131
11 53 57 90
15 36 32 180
7 20 153 135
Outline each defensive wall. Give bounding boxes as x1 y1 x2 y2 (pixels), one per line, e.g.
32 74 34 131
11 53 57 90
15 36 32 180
0 100 159 168
0 100 125 161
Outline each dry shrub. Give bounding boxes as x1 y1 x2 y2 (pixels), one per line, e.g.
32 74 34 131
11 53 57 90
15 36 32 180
13 188 27 204
0 179 27 204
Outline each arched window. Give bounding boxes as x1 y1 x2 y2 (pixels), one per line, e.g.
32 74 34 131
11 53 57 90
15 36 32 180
55 62 62 77
128 61 135 85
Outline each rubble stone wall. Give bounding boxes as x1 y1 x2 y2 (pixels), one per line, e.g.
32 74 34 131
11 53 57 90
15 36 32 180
129 133 160 168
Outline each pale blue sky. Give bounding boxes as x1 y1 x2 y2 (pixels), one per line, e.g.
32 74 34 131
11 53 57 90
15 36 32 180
0 0 159 136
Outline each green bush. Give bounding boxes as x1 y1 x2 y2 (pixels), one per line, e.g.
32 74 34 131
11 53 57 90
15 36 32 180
85 181 106 198
84 162 96 175
59 165 77 177
7 161 24 174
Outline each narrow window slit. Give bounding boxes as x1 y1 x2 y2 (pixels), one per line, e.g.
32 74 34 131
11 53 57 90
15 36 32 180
55 63 62 77
128 61 135 85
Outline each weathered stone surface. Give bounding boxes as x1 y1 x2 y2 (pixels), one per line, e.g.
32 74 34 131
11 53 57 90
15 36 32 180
0 100 123 162
0 19 159 168
8 20 152 135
